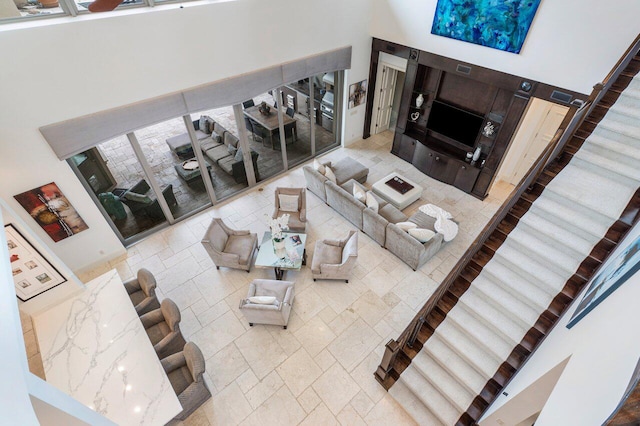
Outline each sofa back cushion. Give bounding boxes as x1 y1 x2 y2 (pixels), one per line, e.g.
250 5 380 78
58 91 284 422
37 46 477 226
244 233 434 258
225 132 239 149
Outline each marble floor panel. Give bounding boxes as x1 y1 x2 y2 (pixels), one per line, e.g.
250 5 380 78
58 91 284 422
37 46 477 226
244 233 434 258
81 130 513 425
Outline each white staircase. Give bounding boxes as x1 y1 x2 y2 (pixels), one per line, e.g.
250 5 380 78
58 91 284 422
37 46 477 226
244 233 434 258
389 73 640 425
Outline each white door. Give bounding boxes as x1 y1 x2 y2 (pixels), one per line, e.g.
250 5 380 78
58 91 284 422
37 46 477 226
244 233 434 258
374 66 398 134
499 98 569 186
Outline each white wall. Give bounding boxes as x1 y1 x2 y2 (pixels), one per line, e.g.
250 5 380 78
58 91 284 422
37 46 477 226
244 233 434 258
481 222 640 426
0 0 372 273
371 0 640 95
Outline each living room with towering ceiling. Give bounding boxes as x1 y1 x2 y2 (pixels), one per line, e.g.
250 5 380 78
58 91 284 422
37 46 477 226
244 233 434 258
1 0 640 423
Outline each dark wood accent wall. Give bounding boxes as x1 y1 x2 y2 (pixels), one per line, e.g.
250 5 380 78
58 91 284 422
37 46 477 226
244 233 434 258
364 38 588 199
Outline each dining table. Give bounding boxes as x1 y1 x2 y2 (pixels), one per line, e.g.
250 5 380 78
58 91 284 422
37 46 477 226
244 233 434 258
243 105 297 149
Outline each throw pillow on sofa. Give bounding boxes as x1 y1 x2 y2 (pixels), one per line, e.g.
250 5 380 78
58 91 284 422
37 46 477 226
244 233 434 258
365 192 379 213
353 184 366 202
124 191 153 204
313 158 326 174
408 228 435 243
234 147 244 162
396 221 418 232
228 144 238 156
324 166 337 183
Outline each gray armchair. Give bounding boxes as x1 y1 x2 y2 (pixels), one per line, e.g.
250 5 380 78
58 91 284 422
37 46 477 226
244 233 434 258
201 218 258 272
140 298 186 360
123 268 160 316
239 279 295 329
162 342 211 421
273 187 306 233
311 230 358 283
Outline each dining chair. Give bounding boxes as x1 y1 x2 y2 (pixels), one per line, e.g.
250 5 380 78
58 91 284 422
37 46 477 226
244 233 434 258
286 107 295 118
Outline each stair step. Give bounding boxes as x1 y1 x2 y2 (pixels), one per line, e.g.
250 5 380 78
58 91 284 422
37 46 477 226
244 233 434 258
529 191 611 242
506 223 584 275
456 286 529 345
587 127 640 161
401 365 463 426
518 209 598 256
597 110 640 140
481 258 555 312
496 237 573 286
470 273 543 327
411 351 475 413
446 299 519 358
544 162 636 222
492 240 566 294
423 333 489 394
389 379 443 426
570 156 640 190
435 320 503 380
574 145 640 183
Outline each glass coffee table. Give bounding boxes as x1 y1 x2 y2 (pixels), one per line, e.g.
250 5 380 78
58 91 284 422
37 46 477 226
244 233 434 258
255 231 307 280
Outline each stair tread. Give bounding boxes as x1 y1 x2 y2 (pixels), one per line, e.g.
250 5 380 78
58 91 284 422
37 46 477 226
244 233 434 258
447 299 520 357
544 162 636 221
570 156 640 189
435 320 503 379
401 366 463 426
456 285 530 343
493 238 568 291
482 258 555 311
389 379 442 426
470 273 543 326
423 333 489 394
529 191 611 240
411 352 476 412
519 209 598 256
506 224 584 275
587 128 640 159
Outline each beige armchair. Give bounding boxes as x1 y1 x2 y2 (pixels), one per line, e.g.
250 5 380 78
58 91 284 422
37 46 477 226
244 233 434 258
273 187 306 233
201 218 258 272
239 279 295 329
123 268 160 316
311 230 358 283
162 342 211 421
140 298 186 360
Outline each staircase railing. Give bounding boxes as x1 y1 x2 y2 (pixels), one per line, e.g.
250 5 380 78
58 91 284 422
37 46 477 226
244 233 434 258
375 33 640 386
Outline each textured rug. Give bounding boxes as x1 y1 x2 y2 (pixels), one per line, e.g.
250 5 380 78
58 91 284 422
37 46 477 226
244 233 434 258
390 73 640 425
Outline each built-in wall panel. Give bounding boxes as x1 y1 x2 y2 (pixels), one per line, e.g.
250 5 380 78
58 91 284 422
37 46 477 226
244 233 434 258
372 38 587 199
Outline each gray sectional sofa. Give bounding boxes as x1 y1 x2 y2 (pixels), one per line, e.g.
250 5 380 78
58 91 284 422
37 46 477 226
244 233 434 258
304 159 444 270
168 117 259 183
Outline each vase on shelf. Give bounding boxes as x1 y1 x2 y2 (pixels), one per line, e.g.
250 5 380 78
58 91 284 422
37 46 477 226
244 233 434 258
472 146 482 162
415 93 424 108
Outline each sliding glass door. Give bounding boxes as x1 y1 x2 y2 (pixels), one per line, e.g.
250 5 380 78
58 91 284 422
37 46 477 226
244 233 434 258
70 70 345 245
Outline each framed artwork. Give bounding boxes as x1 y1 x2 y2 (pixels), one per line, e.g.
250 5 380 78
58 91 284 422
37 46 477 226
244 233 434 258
5 224 67 301
348 80 367 109
14 182 89 242
567 228 640 328
431 0 542 54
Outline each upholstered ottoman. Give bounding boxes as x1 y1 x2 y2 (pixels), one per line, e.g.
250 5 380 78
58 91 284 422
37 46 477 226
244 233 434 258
332 157 369 185
166 133 195 158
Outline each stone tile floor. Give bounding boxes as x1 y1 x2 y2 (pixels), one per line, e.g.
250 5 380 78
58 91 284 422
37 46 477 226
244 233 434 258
80 130 514 425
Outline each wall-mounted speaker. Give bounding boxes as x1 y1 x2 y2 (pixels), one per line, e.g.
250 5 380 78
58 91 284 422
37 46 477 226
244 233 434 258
456 64 471 75
550 90 572 103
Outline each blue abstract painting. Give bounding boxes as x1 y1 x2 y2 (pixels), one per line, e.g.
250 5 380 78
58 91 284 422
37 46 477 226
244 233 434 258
431 0 542 54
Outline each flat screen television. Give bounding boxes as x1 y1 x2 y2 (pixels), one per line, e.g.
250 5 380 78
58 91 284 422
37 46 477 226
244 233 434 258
427 100 484 148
